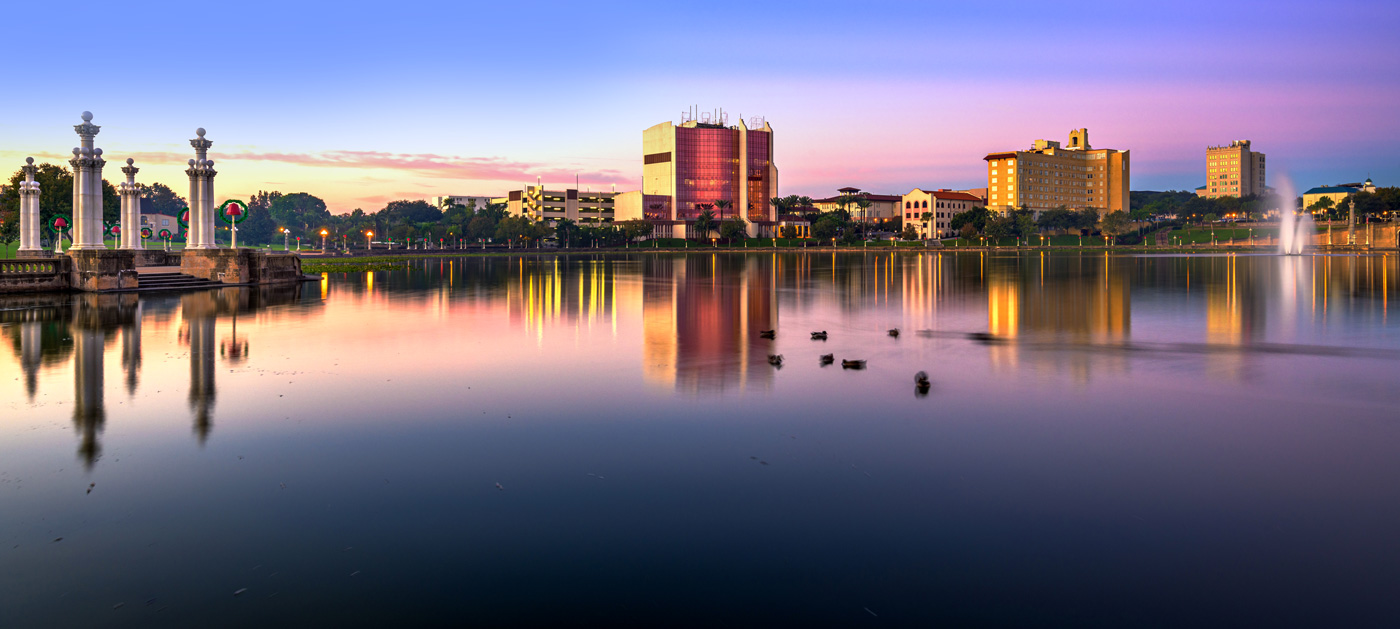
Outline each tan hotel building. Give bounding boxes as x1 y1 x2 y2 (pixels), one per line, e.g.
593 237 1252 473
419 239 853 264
983 128 1129 216
1199 140 1265 198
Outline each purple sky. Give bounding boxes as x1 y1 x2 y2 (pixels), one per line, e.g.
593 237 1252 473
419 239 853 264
2 0 1396 210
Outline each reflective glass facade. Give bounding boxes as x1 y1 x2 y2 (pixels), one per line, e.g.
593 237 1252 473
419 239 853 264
675 126 739 220
745 130 771 222
643 194 671 221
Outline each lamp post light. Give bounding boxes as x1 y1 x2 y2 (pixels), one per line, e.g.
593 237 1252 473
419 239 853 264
320 229 328 252
366 231 373 251
282 228 289 251
296 236 301 251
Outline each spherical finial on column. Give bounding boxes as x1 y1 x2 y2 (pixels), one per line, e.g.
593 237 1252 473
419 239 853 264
73 148 81 156
81 111 93 122
206 160 215 168
126 158 134 165
196 128 206 137
188 159 196 166
94 148 103 156
26 157 34 165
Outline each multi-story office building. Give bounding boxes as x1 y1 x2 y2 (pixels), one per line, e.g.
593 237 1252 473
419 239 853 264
983 128 1129 216
638 111 778 238
902 189 983 238
494 185 617 225
1199 140 1265 198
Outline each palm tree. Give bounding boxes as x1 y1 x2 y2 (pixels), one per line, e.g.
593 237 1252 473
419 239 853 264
693 209 717 241
555 218 577 248
714 199 732 221
855 198 872 239
921 211 933 239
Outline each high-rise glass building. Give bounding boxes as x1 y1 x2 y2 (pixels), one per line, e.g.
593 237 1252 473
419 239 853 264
634 112 778 238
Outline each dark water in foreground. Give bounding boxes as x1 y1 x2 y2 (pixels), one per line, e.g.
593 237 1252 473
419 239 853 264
3 251 1399 627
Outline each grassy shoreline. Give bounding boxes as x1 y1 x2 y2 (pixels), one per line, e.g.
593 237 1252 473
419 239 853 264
298 244 1391 270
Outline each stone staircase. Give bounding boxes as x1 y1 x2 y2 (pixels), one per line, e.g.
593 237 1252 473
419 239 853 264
136 272 222 292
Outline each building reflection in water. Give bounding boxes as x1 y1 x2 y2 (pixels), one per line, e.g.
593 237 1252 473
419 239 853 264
644 255 776 394
981 253 1131 379
3 252 1397 457
0 284 314 467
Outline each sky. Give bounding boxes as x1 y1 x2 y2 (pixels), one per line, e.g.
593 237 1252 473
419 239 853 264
2 0 1397 212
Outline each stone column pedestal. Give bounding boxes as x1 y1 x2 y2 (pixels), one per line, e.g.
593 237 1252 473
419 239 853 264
181 249 303 285
67 250 137 292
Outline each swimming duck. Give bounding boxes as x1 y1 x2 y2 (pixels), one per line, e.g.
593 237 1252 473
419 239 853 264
887 329 900 338
759 330 776 339
810 331 828 340
819 353 834 365
914 371 930 393
768 354 784 367
841 359 866 369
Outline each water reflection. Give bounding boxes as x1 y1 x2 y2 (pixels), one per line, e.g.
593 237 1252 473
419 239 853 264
0 284 318 466
3 252 1398 430
643 255 777 394
3 252 1400 626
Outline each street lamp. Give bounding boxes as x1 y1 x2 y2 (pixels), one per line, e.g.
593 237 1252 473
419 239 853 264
320 228 328 252
366 230 373 251
281 228 289 251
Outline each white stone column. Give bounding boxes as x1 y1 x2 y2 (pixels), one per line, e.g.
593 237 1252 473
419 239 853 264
69 112 106 250
18 158 41 252
186 158 202 248
186 128 216 249
204 159 217 247
119 158 141 249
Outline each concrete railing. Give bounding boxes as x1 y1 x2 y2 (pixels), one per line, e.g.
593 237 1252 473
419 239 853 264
0 260 63 275
0 258 71 293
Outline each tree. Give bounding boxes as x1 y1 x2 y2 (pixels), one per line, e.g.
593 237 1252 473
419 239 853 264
950 207 991 233
855 198 873 234
714 199 732 221
1100 210 1130 244
140 182 187 216
719 217 747 242
900 224 919 241
1075 207 1101 232
1306 196 1334 218
983 217 1013 240
812 213 845 241
960 222 978 239
617 219 653 242
554 218 578 247
0 216 17 256
268 192 330 234
468 215 497 242
495 215 532 246
380 199 443 225
693 209 717 240
238 190 281 244
920 211 933 238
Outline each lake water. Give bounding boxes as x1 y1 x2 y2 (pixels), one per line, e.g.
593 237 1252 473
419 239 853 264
3 251 1399 626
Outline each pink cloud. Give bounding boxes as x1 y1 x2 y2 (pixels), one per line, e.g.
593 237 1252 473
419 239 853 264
11 149 632 187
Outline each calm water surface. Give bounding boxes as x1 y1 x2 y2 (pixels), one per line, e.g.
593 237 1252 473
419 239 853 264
3 252 1399 626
